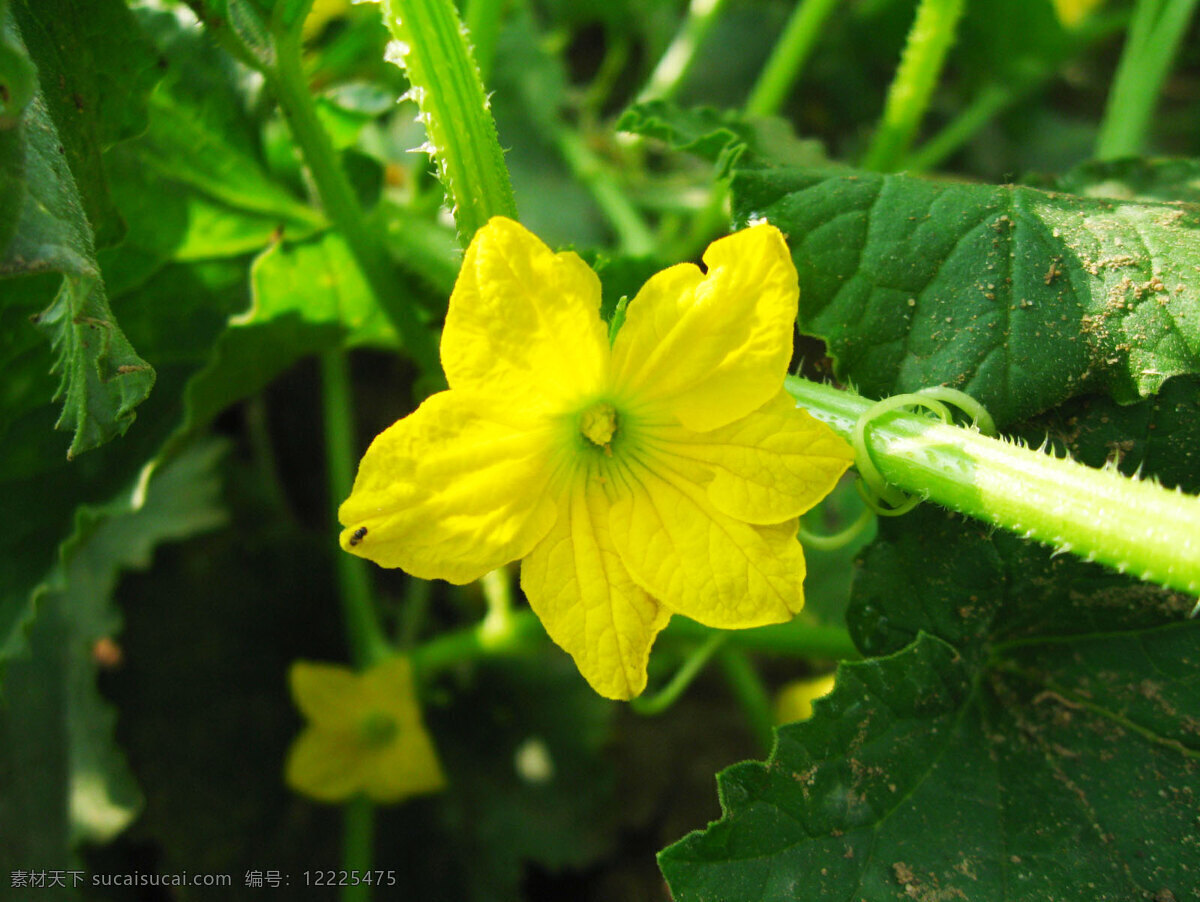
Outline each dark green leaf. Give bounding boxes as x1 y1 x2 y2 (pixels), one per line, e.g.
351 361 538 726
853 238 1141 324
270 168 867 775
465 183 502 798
618 100 826 177
1051 157 1200 206
0 258 244 684
13 0 163 248
1 90 154 459
1018 374 1200 495
733 166 1200 425
182 232 401 430
661 510 1199 899
660 378 1200 900
0 441 225 875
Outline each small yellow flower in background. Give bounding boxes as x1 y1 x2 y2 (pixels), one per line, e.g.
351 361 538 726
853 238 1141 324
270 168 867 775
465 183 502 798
1052 0 1105 28
286 657 445 804
775 672 837 724
339 217 853 700
303 0 350 39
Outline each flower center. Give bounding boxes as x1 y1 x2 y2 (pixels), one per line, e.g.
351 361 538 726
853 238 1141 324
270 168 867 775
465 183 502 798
358 711 399 748
579 402 618 455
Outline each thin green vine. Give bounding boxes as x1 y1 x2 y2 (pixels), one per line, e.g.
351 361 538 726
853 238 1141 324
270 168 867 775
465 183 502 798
744 0 840 118
1095 0 1200 159
269 26 440 374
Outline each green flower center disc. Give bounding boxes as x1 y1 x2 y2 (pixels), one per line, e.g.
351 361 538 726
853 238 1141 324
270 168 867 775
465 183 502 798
359 712 399 748
580 402 618 449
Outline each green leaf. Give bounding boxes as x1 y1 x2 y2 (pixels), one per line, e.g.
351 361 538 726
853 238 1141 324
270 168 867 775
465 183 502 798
1050 156 1200 206
13 0 163 248
182 231 403 430
618 100 827 177
133 7 323 236
659 382 1200 900
95 7 324 297
0 258 244 687
0 441 226 874
733 166 1200 425
1 88 154 458
661 514 1199 899
1018 374 1200 495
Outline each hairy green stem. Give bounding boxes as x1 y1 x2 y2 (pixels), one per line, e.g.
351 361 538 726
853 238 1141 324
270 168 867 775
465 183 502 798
787 377 1200 597
638 0 730 103
745 0 840 117
862 0 966 172
1095 0 1200 159
379 0 518 245
270 32 439 373
320 351 392 668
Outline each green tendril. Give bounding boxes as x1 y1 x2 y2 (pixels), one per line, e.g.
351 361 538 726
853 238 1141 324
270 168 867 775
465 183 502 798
853 387 997 517
630 633 728 715
797 505 875 551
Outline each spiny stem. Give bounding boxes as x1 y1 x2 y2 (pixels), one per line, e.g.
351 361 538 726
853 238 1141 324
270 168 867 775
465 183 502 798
787 377 1200 597
862 0 966 172
379 0 518 245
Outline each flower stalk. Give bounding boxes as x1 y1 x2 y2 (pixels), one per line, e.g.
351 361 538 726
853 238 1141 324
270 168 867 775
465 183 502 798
786 376 1200 598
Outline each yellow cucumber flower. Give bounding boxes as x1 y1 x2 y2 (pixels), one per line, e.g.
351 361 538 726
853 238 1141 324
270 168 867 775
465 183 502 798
285 657 446 804
775 672 837 724
339 217 853 700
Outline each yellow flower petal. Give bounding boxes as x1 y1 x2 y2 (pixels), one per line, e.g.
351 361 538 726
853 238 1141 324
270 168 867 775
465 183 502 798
286 657 448 804
775 672 837 724
651 390 855 525
290 661 369 729
359 657 421 725
520 480 671 700
441 216 610 411
339 390 559 584
609 462 806 628
364 728 447 804
611 222 798 432
286 727 368 803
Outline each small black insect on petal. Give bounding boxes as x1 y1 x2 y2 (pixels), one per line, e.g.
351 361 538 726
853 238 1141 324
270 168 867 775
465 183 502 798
349 526 368 546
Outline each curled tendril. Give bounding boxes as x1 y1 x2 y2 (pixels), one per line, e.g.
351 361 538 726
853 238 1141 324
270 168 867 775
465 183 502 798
853 386 997 517
796 505 875 551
